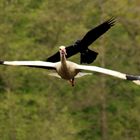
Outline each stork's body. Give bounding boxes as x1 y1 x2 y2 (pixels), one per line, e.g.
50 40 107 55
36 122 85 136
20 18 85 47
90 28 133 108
54 46 80 85
56 61 79 80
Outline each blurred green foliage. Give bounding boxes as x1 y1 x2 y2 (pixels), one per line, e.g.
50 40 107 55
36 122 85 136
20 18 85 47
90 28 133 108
0 0 140 140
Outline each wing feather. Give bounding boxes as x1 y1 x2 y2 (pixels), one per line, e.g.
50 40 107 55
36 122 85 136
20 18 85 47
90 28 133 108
2 61 56 69
76 65 140 85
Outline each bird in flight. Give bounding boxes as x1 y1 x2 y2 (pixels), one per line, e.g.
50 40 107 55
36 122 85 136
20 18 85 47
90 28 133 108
1 46 140 86
46 18 115 64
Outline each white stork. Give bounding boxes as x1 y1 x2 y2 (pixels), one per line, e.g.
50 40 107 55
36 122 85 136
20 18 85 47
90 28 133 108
0 46 140 86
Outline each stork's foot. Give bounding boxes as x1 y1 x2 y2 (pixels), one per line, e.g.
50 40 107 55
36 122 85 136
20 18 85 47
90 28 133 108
69 78 75 87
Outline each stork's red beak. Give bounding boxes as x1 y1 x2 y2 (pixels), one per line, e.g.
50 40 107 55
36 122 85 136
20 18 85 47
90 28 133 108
61 49 67 55
59 46 67 56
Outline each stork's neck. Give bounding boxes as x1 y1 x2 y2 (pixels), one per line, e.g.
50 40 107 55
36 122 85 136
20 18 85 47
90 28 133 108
60 54 67 68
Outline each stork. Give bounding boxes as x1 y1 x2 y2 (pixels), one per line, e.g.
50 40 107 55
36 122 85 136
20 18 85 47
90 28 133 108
0 46 140 86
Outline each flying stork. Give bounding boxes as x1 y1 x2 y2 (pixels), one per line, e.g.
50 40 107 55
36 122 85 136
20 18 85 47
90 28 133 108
0 46 140 86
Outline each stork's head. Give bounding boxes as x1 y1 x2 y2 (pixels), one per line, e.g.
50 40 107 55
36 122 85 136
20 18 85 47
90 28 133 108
59 46 67 56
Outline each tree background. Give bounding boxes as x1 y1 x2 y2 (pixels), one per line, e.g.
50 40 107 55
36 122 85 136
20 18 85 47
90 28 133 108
0 0 140 140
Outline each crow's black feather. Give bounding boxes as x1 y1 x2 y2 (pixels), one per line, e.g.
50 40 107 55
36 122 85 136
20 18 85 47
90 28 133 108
46 18 115 64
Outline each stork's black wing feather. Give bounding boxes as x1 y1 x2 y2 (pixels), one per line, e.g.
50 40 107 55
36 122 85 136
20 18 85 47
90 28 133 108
46 17 115 63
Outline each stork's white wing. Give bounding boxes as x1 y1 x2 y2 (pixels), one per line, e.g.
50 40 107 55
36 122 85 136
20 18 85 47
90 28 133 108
76 65 140 85
3 61 56 69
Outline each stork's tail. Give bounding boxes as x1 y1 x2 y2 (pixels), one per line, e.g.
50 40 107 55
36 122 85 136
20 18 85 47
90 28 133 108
75 72 92 78
48 72 61 78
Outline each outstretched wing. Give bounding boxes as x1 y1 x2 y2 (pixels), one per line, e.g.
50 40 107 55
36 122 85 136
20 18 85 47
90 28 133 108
0 60 56 69
79 17 115 50
46 18 115 63
76 64 140 85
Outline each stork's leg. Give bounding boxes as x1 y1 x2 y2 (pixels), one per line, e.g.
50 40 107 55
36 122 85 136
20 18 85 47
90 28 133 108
69 78 75 86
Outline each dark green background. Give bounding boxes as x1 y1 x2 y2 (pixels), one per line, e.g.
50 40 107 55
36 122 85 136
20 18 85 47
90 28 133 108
0 0 140 140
